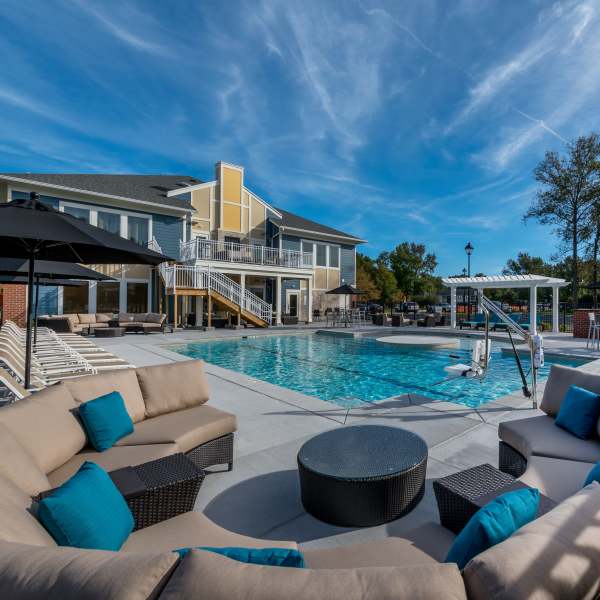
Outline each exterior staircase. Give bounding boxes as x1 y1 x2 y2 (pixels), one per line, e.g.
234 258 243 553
158 263 272 327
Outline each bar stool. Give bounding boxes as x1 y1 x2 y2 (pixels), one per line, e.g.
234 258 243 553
586 313 600 349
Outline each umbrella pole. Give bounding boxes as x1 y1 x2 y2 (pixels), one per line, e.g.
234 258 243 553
24 251 35 390
34 275 40 346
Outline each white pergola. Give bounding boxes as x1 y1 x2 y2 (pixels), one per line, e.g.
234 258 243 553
441 274 569 334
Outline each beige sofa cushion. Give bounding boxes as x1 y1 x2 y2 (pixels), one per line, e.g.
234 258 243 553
160 549 467 600
0 474 56 546
136 360 210 418
0 383 86 474
464 483 600 600
499 414 600 463
144 312 164 324
65 369 146 423
519 455 595 503
47 443 178 487
123 510 297 553
63 313 80 326
303 537 439 569
95 313 113 323
119 312 136 322
0 423 51 496
116 405 236 452
0 540 178 600
77 313 96 324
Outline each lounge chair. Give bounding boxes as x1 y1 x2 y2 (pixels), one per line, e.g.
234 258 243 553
459 312 485 329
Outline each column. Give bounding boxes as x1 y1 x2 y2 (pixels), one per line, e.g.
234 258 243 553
275 275 282 325
307 276 313 323
450 286 457 328
240 273 246 312
173 293 178 331
552 286 560 333
529 285 537 334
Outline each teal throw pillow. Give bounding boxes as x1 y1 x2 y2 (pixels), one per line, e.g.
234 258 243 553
555 385 600 440
174 546 304 568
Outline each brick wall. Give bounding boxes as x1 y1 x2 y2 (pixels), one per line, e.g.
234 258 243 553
0 284 27 326
573 308 600 338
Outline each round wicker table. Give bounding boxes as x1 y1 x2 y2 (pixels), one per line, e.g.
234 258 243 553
297 425 428 527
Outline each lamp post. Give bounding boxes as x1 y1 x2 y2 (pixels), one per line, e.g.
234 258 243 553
465 242 474 319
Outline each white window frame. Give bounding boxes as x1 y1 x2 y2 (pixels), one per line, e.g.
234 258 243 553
302 239 340 269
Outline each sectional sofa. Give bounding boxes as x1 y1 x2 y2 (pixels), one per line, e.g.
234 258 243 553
0 361 599 598
38 312 167 334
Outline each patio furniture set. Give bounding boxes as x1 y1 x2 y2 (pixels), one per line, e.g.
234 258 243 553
38 312 168 336
460 311 542 331
0 358 599 597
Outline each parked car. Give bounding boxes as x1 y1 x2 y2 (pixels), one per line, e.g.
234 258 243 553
433 303 451 313
402 301 420 313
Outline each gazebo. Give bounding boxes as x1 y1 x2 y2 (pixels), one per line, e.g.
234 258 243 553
441 274 569 334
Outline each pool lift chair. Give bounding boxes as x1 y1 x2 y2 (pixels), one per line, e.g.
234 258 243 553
444 290 544 408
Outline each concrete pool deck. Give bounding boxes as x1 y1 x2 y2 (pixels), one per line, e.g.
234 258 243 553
94 327 600 550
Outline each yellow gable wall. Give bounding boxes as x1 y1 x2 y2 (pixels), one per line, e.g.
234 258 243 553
222 167 242 203
223 203 242 232
192 187 211 220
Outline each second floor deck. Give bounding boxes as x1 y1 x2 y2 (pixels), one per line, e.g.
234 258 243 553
180 238 314 271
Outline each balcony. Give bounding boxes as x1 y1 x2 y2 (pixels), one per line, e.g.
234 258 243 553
180 238 313 270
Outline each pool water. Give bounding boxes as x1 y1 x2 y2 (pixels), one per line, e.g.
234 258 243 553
171 334 588 408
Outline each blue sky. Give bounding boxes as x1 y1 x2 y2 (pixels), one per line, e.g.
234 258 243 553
1 1 599 276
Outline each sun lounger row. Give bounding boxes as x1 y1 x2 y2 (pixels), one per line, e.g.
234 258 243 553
460 312 542 331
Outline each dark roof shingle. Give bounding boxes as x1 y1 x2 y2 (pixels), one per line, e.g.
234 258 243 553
0 173 201 210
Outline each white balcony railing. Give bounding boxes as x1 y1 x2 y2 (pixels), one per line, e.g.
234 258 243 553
180 238 313 270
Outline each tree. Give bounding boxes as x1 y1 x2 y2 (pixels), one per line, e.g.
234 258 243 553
356 255 379 301
502 253 553 277
387 242 438 298
374 263 399 308
525 133 600 308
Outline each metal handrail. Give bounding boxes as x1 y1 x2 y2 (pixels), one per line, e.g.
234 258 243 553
159 264 273 324
179 238 313 269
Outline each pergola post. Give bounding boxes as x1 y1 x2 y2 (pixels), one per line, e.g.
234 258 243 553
529 285 537 334
450 286 457 328
552 285 560 333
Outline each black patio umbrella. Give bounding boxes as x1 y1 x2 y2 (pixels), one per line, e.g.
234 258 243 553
326 284 365 327
0 193 173 388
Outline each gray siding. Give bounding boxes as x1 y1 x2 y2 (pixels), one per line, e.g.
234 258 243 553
341 244 356 284
153 214 184 259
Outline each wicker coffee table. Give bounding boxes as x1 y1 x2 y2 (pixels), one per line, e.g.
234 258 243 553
297 425 428 527
94 327 125 338
109 453 205 530
433 463 557 534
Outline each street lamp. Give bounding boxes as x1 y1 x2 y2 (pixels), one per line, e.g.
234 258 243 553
465 242 474 319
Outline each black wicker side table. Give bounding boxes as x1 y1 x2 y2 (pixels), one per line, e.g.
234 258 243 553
110 453 205 530
433 463 557 534
297 425 428 527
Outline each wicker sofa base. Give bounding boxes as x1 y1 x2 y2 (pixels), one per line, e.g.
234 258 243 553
186 433 234 472
498 441 527 478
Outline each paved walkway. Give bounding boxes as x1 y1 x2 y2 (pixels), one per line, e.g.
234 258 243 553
95 327 600 550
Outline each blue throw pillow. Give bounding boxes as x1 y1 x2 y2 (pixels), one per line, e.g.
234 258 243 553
174 546 305 568
584 461 600 486
38 462 134 551
445 488 540 570
78 391 134 451
555 385 600 440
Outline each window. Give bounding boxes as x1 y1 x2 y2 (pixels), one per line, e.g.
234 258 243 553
128 216 149 246
301 241 313 255
97 211 120 235
329 245 340 268
316 244 327 267
63 285 89 314
127 282 148 313
96 282 120 313
63 206 90 222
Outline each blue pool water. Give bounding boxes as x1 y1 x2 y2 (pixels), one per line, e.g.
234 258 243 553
171 334 588 408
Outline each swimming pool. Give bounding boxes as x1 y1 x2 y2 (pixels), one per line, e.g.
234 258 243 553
171 333 588 408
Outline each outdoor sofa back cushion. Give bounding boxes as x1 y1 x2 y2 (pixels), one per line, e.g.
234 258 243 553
541 364 600 433
118 312 136 323
144 312 164 324
78 391 134 451
0 540 178 600
63 313 81 326
77 313 97 324
463 482 600 600
160 549 468 600
95 313 114 323
38 462 134 551
136 360 210 418
0 422 51 496
65 369 146 423
0 472 57 547
0 382 86 474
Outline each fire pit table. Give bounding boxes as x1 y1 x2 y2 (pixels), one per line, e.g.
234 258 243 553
297 425 428 527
